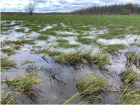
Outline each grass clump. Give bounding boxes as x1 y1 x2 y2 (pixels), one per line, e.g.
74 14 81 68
125 51 140 68
104 44 126 53
120 68 139 85
3 73 40 103
4 39 35 45
0 56 16 68
37 50 63 57
56 50 110 68
21 60 35 65
15 28 25 32
14 45 21 50
64 72 107 104
55 39 79 49
96 33 114 39
37 35 49 40
117 85 140 104
56 43 80 49
1 48 15 55
56 39 69 43
77 37 97 44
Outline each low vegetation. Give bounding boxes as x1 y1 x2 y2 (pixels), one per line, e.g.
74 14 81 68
2 73 40 104
120 68 139 85
1 57 16 69
125 51 140 68
64 72 107 104
56 43 80 49
37 50 63 57
37 35 49 40
117 84 140 104
77 37 97 44
1 48 16 55
104 44 126 53
56 50 110 68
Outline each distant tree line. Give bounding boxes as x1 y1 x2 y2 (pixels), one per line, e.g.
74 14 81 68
70 3 140 15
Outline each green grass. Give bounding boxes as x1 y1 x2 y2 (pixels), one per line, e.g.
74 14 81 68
125 51 140 68
37 35 49 40
40 29 57 35
14 45 21 50
77 37 97 44
1 57 16 69
117 84 140 104
15 28 25 32
56 50 110 68
56 43 80 49
120 68 139 85
4 39 35 45
37 50 63 57
64 72 107 104
1 48 16 55
55 38 80 49
104 44 126 53
2 73 40 103
56 39 69 43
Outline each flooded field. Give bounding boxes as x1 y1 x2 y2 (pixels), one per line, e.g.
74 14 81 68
1 15 140 104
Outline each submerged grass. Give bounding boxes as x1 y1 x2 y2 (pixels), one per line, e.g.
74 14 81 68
64 72 107 104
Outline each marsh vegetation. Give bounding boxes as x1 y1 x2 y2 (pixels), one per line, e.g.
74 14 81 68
1 15 140 104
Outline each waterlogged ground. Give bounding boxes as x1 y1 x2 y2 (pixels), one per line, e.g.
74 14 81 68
1 15 140 104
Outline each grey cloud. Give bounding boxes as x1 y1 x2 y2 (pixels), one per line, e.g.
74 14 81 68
1 0 139 13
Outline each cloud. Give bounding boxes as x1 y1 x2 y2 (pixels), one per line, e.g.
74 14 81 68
1 0 140 12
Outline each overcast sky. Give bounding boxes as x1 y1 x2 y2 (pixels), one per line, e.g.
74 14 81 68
0 0 140 13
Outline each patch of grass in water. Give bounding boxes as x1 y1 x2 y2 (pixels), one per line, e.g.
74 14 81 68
64 72 107 104
4 39 35 45
1 48 16 55
15 28 25 32
104 44 126 53
3 73 40 103
125 51 140 68
96 33 114 39
37 50 63 57
117 84 140 104
1 57 16 70
97 29 126 39
77 37 97 44
21 60 35 65
56 43 80 49
40 29 57 35
14 45 21 50
120 68 139 85
56 50 110 68
37 35 49 40
56 39 69 43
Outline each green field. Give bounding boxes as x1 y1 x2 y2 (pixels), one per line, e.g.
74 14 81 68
1 15 140 104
